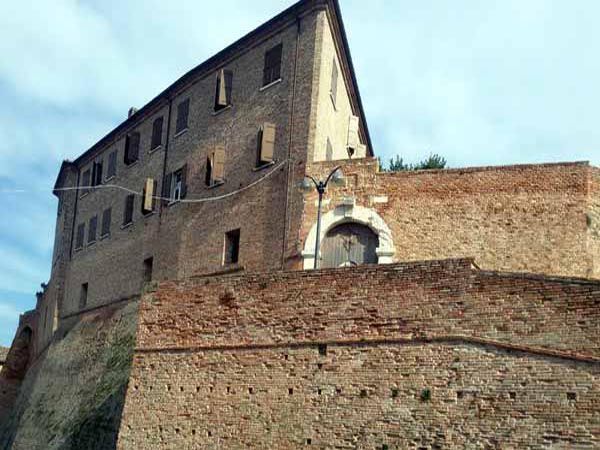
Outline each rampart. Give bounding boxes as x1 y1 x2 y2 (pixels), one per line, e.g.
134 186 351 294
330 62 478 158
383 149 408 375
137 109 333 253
118 259 600 448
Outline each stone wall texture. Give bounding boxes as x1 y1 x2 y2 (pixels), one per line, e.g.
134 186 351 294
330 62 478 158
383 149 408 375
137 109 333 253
117 259 600 449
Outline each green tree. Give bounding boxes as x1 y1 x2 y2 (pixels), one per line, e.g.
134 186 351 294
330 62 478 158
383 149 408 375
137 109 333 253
382 153 447 172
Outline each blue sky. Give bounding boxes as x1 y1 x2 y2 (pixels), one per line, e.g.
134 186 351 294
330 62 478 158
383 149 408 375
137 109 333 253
1 0 599 346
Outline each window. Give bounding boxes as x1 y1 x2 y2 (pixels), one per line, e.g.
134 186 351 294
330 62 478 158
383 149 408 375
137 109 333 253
123 194 135 225
80 169 91 196
79 283 88 310
347 115 360 154
175 98 190 134
101 208 111 237
91 160 103 187
162 165 187 203
330 58 338 106
106 150 117 179
124 132 140 165
326 138 333 161
205 146 225 186
143 257 153 283
214 69 233 111
88 215 98 244
151 117 163 150
263 44 282 86
142 178 157 214
75 223 85 250
257 123 276 166
224 229 240 265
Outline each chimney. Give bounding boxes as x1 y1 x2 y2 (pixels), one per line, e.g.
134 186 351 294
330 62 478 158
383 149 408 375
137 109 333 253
128 107 138 118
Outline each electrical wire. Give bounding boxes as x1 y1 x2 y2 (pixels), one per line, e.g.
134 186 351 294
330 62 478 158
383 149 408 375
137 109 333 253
0 160 286 203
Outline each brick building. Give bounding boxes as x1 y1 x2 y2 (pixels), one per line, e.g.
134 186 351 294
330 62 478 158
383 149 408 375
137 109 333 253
1 1 599 448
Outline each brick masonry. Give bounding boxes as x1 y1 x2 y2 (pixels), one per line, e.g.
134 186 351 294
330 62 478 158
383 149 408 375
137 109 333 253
117 259 600 448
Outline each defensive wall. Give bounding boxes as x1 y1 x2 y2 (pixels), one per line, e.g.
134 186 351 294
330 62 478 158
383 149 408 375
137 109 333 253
117 259 600 449
299 159 600 279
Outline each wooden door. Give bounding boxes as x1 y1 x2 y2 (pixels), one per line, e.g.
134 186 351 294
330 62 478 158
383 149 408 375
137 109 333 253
321 222 379 268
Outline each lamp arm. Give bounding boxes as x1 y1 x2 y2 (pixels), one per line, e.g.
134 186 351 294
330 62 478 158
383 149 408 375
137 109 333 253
323 165 343 188
305 175 319 188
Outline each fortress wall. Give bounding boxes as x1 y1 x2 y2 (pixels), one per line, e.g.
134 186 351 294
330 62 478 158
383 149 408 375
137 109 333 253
0 300 138 450
118 260 600 449
300 160 594 278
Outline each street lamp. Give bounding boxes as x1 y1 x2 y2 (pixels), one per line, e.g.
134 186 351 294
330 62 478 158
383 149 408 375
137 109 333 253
301 166 345 269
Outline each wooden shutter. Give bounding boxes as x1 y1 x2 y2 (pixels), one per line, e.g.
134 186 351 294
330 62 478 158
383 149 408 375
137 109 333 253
124 194 134 224
131 132 140 161
213 145 225 182
101 208 111 236
205 156 213 186
108 151 117 178
347 115 360 150
88 216 97 243
330 59 338 104
152 180 158 210
180 164 188 199
224 70 233 105
81 169 91 195
76 223 85 249
151 117 163 149
216 70 227 107
143 178 154 212
162 172 172 205
260 123 276 163
176 98 189 133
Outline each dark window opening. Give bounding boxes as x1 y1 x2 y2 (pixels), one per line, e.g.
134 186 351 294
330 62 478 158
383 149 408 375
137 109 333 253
88 215 97 244
79 282 88 309
123 194 135 225
124 132 140 165
263 43 282 86
101 208 111 237
151 116 164 150
107 150 117 179
214 69 233 111
171 169 183 202
80 169 91 196
175 98 190 134
91 160 103 186
224 229 240 265
143 257 153 283
75 223 85 249
318 344 327 356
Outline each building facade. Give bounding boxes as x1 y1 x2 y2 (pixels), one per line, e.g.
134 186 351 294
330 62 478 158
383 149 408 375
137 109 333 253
9 0 600 386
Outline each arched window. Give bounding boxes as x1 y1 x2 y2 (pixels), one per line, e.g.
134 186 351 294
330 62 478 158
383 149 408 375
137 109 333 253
320 222 379 268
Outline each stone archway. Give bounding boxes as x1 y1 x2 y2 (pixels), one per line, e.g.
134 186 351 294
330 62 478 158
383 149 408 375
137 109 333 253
302 204 395 269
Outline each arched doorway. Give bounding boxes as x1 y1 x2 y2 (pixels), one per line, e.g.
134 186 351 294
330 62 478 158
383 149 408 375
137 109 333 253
321 222 379 268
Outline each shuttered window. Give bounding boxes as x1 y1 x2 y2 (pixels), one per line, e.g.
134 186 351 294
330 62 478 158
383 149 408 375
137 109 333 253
124 132 140 165
101 208 111 237
75 223 85 249
214 69 233 111
347 115 360 152
263 44 282 86
330 59 338 106
106 150 117 179
123 194 135 225
80 169 91 196
151 117 163 150
257 123 276 166
91 160 103 186
206 146 225 185
88 215 97 243
142 178 157 214
176 98 190 134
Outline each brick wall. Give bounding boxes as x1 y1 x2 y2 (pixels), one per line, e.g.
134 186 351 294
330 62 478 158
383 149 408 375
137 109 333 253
117 260 600 448
298 159 598 277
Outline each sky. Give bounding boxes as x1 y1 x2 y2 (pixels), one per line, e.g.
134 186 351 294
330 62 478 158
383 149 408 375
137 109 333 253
1 0 600 346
